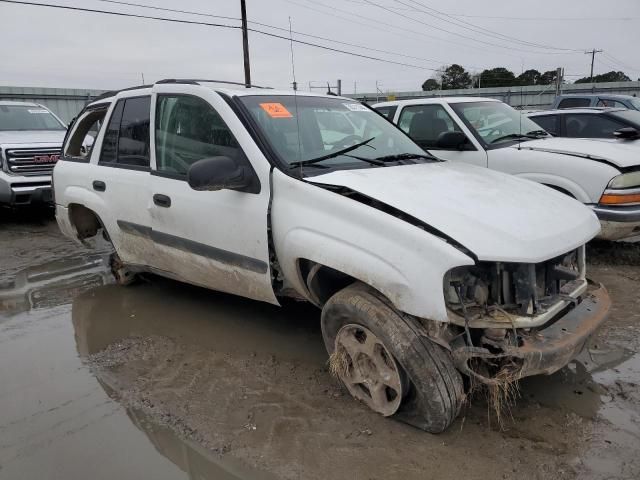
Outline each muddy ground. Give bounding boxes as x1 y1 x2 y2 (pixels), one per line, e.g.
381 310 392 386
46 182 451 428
1 208 639 480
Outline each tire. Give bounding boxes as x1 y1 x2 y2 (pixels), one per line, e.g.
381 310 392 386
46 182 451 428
321 282 464 433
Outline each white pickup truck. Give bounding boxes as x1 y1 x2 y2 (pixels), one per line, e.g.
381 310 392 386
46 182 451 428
0 101 68 206
374 97 640 241
54 80 610 432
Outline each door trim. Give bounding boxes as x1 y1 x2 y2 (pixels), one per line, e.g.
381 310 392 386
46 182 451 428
116 220 268 274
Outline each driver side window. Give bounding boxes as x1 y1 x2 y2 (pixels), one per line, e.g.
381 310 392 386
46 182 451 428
398 104 460 149
155 95 241 177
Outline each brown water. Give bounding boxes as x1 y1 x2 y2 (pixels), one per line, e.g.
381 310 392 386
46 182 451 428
1 218 639 479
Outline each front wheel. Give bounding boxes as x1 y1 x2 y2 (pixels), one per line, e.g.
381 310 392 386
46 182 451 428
321 282 464 433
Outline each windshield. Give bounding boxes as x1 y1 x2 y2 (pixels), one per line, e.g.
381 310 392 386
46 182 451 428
0 104 65 131
239 95 426 170
450 101 547 146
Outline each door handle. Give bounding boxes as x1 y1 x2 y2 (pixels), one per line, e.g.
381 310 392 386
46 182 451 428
92 180 106 192
153 194 171 208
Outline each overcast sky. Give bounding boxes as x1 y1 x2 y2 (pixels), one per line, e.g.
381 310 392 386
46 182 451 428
1 0 639 94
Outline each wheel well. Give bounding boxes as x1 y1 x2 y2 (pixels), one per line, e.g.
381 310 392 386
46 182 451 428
298 259 357 305
68 204 104 240
542 184 576 198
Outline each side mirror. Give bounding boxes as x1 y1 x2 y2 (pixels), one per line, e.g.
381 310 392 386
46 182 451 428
613 127 640 140
187 156 250 191
436 131 468 150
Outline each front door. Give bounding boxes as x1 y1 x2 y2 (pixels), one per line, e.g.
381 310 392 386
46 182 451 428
148 88 276 304
394 103 488 167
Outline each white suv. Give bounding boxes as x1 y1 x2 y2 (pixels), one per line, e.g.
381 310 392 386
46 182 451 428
0 101 67 206
54 80 609 432
375 97 640 241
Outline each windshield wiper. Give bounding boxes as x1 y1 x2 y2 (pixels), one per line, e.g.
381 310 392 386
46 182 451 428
288 137 376 169
490 133 542 144
374 152 440 163
525 129 549 137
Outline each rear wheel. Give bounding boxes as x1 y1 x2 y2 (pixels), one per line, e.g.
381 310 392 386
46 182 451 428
321 282 464 433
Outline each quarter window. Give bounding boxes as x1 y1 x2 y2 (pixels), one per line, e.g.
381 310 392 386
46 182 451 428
398 104 461 149
99 96 151 167
375 106 397 120
155 95 241 176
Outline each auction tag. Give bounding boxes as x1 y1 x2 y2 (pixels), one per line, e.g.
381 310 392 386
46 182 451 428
260 103 293 118
28 109 49 114
343 103 369 112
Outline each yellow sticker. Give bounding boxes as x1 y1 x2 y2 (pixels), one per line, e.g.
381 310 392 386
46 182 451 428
260 102 293 118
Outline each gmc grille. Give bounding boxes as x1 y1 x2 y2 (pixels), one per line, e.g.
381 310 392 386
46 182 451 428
5 147 61 176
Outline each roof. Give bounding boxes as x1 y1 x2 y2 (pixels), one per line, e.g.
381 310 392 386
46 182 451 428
373 97 500 107
556 93 638 100
86 81 353 107
0 100 42 107
528 107 628 116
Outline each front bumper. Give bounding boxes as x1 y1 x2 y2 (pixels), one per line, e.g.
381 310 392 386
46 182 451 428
452 282 610 384
0 174 52 206
593 205 640 240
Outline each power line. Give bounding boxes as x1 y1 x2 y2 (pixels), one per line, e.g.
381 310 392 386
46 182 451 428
362 0 580 55
602 52 638 73
95 0 469 67
0 0 440 71
396 0 582 52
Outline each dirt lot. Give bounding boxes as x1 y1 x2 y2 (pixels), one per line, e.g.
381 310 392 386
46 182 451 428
1 208 639 480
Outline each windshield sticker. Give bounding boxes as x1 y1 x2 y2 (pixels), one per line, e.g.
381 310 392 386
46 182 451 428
343 103 369 112
260 103 293 118
27 109 50 114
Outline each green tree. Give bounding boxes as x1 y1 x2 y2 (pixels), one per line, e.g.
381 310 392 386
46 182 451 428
421 78 440 91
440 64 472 90
478 67 517 88
575 71 631 83
517 69 541 85
539 70 558 85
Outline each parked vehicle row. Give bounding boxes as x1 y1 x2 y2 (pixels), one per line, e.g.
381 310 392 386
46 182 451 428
52 80 610 433
374 97 640 241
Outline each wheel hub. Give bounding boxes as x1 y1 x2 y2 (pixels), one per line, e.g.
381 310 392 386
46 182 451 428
334 324 403 416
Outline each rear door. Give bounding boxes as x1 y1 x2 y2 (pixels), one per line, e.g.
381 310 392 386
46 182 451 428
92 94 156 267
148 85 276 304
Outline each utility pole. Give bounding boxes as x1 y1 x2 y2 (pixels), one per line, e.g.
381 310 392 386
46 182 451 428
585 49 603 83
240 0 251 88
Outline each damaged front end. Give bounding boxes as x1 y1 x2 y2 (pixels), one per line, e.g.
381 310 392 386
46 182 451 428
441 246 611 385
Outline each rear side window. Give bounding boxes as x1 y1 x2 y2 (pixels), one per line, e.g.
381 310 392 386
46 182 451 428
530 115 559 136
557 98 591 108
99 96 150 168
375 106 397 120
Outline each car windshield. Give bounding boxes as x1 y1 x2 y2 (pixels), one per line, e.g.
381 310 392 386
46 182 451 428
611 108 640 126
450 101 547 145
239 95 427 170
0 104 65 131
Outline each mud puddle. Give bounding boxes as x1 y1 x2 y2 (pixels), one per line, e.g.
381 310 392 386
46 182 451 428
1 225 639 479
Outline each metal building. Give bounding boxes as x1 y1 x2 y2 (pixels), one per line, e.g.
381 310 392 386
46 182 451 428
0 86 106 123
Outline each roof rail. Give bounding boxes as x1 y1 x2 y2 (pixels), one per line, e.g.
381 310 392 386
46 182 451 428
155 79 272 89
89 84 153 103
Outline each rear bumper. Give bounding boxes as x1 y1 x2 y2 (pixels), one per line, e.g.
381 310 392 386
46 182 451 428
593 205 640 240
0 173 52 206
453 282 610 383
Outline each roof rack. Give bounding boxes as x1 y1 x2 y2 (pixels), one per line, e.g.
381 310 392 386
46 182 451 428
156 79 272 89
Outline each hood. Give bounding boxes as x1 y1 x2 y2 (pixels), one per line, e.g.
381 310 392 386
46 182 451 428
310 162 600 263
513 137 640 169
0 130 66 145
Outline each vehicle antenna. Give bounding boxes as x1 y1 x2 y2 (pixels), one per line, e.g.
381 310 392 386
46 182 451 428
288 16 303 177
